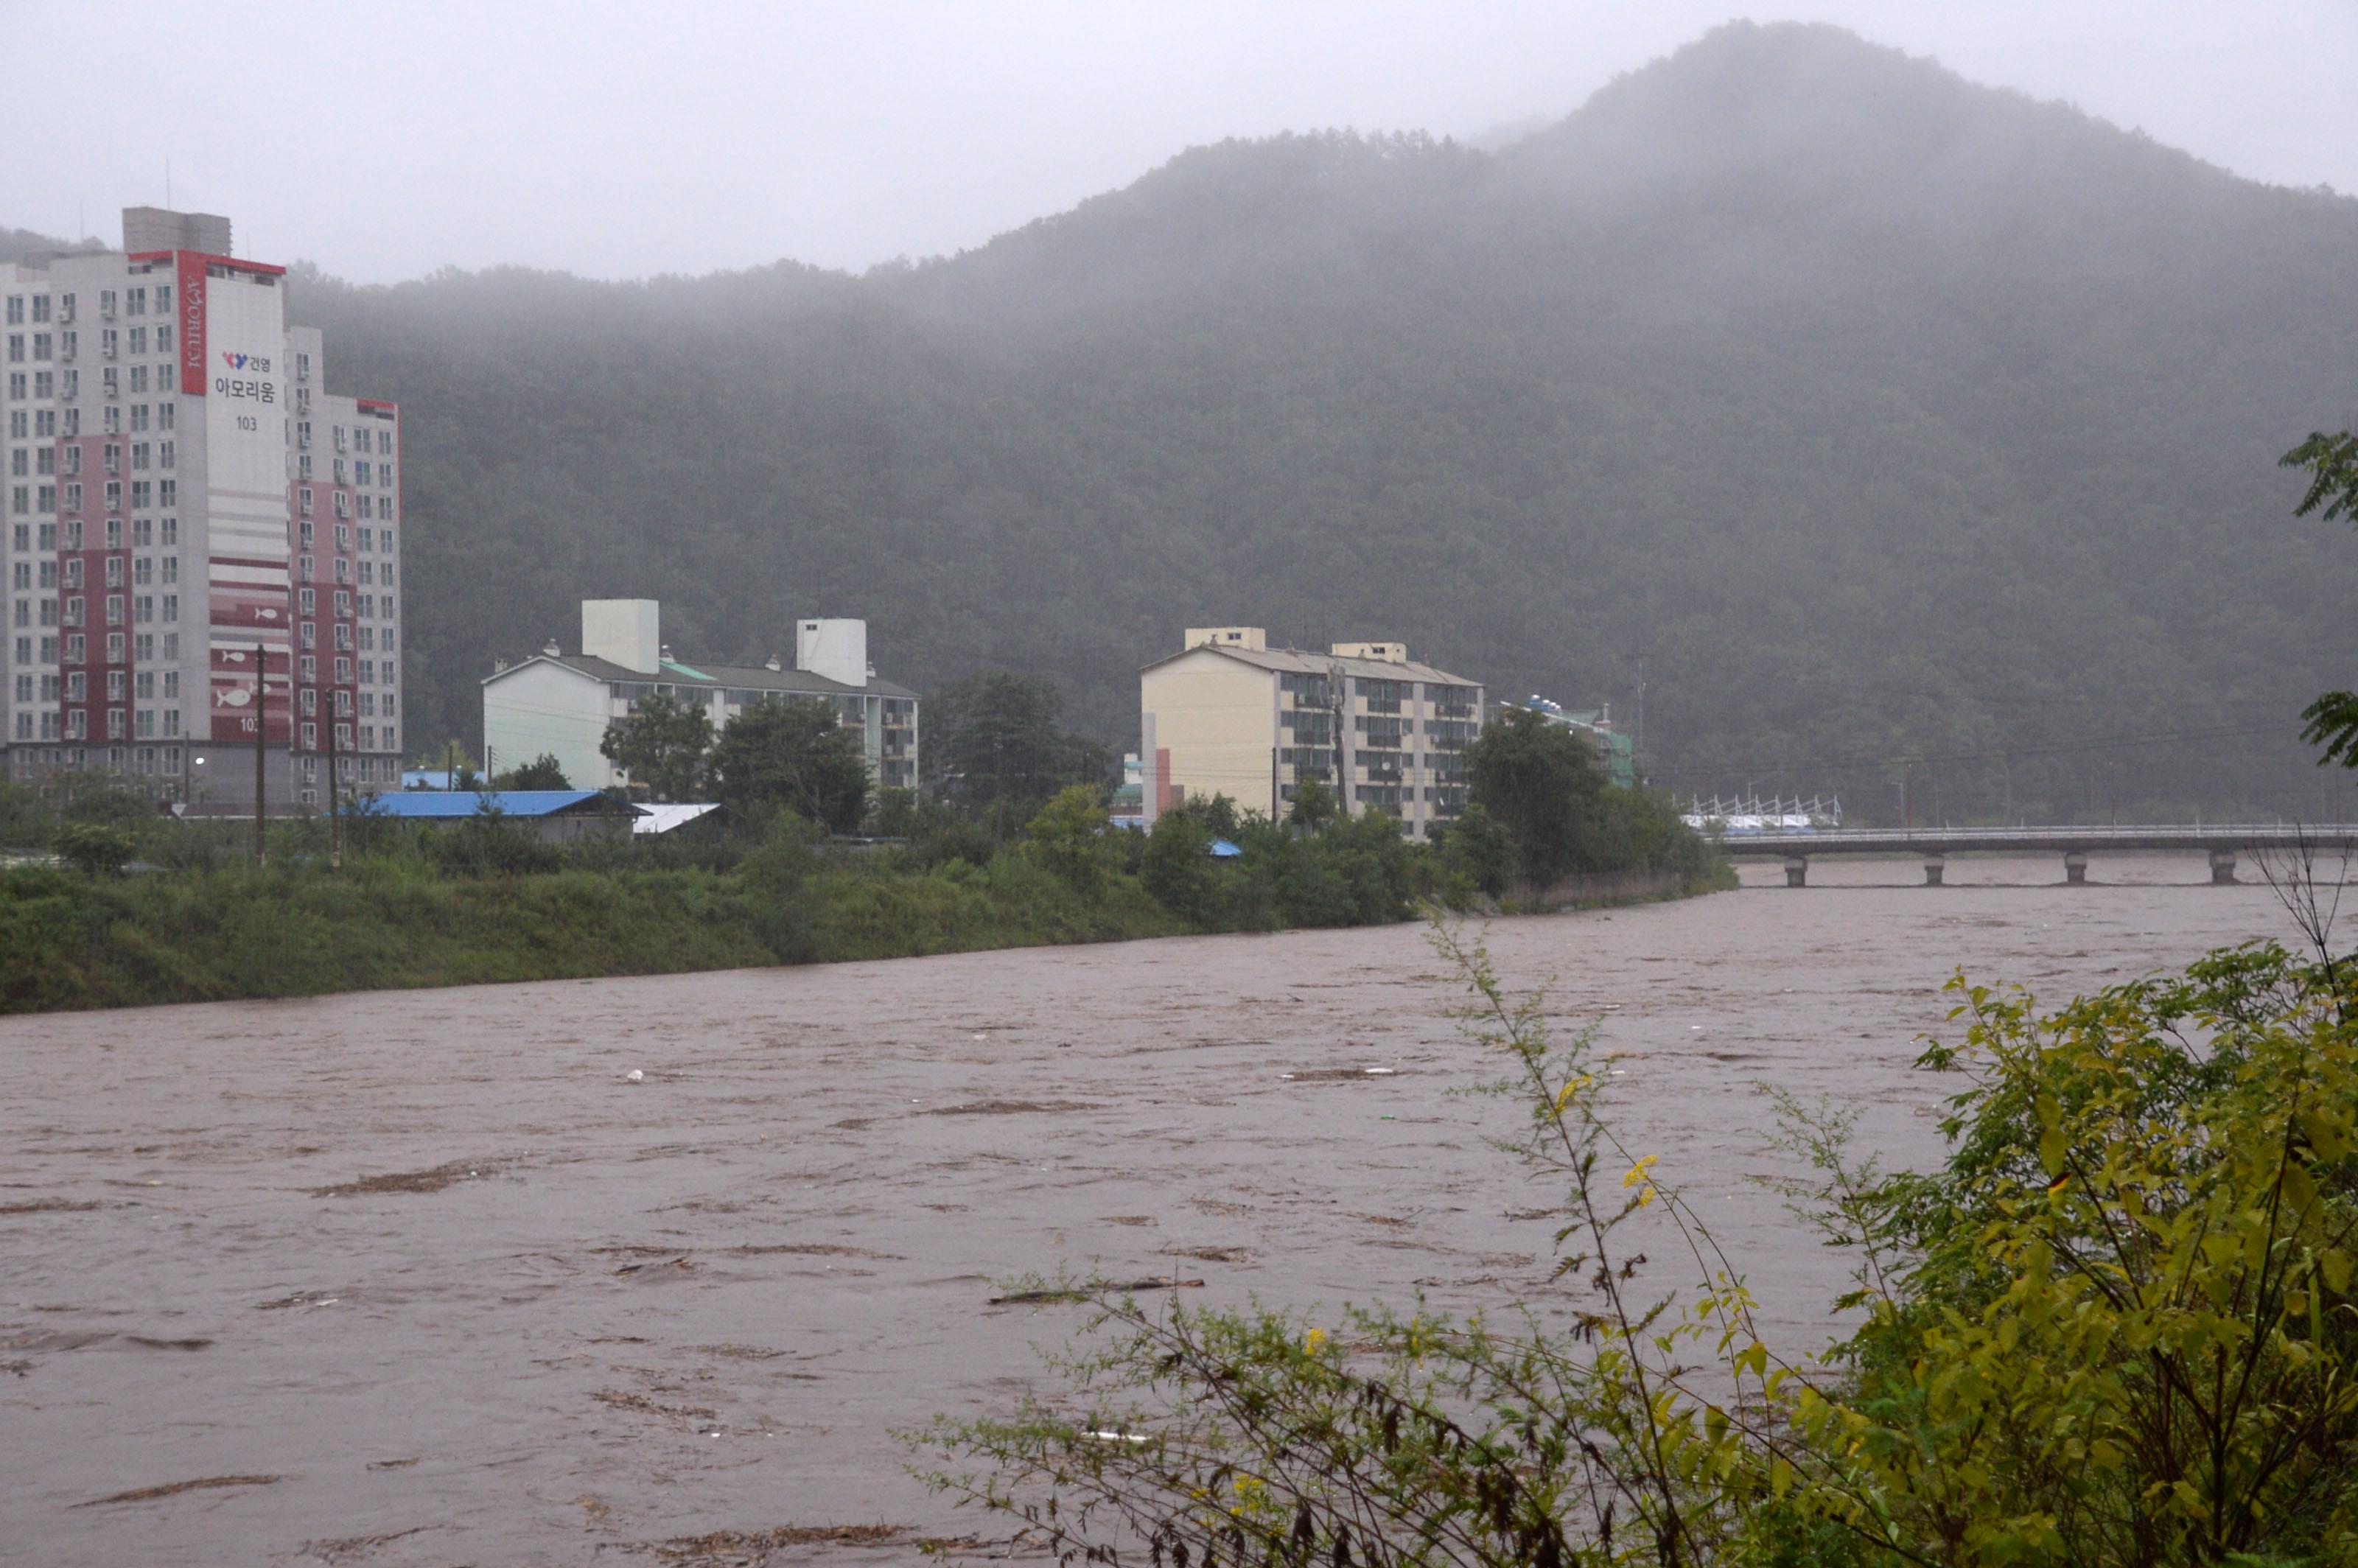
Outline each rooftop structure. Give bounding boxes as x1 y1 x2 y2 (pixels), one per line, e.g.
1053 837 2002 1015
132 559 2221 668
1139 628 1483 841
480 599 917 794
3 207 404 804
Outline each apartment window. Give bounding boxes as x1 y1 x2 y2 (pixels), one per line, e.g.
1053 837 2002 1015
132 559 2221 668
134 595 153 623
334 523 351 552
158 441 173 469
105 594 124 625
66 671 86 701
130 404 149 433
106 633 124 662
107 670 126 701
300 621 315 649
99 328 117 357
104 557 123 587
158 404 174 430
162 671 177 698
161 632 177 659
135 671 154 700
1 298 16 326
128 326 147 354
129 365 148 394
105 517 122 549
44 295 60 322
32 332 50 360
99 290 116 318
133 517 152 547
4 374 18 398
161 558 175 584
335 657 353 685
334 623 352 651
156 324 173 354
158 479 174 506
161 593 177 623
334 491 349 519
155 287 172 313
160 517 176 545
136 634 153 662
300 688 317 717
300 655 316 682
126 287 145 316
333 589 351 617
300 486 314 514
5 335 18 363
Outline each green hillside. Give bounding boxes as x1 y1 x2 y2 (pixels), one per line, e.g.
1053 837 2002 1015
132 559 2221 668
20 22 2358 821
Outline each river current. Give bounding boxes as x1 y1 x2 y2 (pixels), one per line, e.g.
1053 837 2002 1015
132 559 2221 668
1 853 2329 1564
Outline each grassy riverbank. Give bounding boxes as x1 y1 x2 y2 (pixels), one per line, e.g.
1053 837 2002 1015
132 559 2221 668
0 854 1199 1014
0 827 1729 1015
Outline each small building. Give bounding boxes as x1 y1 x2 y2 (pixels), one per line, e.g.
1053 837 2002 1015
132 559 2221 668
360 788 644 842
480 600 918 797
1139 627 1483 842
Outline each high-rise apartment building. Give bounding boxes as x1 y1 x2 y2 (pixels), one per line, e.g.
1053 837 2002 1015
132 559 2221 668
1140 627 1484 842
1 206 402 805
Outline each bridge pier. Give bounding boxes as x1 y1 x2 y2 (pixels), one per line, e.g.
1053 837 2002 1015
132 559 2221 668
2064 851 2088 885
1923 854 1945 886
1783 855 1808 889
2210 850 2238 885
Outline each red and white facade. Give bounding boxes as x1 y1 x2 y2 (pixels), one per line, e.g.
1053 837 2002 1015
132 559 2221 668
1 208 403 804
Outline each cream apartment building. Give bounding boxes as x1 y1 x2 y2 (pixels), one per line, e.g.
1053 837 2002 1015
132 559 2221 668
1139 627 1483 841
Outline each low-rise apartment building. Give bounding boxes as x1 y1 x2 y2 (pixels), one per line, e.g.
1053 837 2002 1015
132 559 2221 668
1139 627 1483 841
481 599 917 795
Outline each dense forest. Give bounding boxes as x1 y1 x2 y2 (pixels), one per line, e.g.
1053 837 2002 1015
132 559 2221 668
13 22 2358 822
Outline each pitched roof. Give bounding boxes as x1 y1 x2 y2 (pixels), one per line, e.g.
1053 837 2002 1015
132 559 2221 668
483 651 914 700
1139 641 1482 688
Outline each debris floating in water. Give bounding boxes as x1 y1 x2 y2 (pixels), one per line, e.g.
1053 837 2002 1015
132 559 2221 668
624 1069 645 1083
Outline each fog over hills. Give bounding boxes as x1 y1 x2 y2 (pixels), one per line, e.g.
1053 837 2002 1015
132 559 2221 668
16 21 2358 820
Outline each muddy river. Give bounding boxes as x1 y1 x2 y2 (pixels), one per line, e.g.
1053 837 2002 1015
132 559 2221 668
1 854 2324 1565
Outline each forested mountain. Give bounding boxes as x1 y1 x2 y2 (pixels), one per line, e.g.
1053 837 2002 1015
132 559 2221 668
19 22 2358 821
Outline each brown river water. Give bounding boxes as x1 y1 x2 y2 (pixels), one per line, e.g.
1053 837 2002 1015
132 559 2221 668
0 853 2329 1565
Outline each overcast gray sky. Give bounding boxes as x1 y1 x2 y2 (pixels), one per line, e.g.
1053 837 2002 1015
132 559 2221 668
6 1 2353 284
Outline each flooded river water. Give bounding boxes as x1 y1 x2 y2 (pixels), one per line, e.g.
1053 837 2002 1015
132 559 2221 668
1 854 2325 1564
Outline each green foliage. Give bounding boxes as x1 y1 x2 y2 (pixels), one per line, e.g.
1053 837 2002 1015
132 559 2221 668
1024 784 1115 892
707 696 871 832
2283 430 2358 771
1432 802 1515 902
928 671 1110 836
598 692 713 801
1286 777 1339 831
52 822 134 877
1138 808 1217 923
494 753 571 791
2300 691 2358 771
920 925 2358 1567
2281 431 2358 528
1466 707 1605 886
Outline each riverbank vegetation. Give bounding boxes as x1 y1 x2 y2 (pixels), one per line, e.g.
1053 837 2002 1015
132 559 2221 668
0 688 1724 1014
920 905 2358 1567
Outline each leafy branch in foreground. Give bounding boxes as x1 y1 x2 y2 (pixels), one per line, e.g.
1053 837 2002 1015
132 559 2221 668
2281 431 2358 769
914 908 2358 1566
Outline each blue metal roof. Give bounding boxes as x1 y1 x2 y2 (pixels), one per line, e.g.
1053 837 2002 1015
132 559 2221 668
359 790 640 820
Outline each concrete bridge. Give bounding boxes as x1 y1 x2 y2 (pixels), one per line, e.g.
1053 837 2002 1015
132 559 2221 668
1710 825 2358 886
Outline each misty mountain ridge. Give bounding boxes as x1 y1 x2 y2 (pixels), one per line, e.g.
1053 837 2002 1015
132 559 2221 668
11 21 2358 819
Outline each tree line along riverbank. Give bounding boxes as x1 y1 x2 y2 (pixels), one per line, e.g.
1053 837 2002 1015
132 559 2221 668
0 709 1729 1015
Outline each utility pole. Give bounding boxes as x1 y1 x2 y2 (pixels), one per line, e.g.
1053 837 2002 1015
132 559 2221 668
1634 657 1646 788
252 650 267 864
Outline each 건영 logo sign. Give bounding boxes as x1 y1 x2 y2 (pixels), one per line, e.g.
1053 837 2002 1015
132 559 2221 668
220 351 272 374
